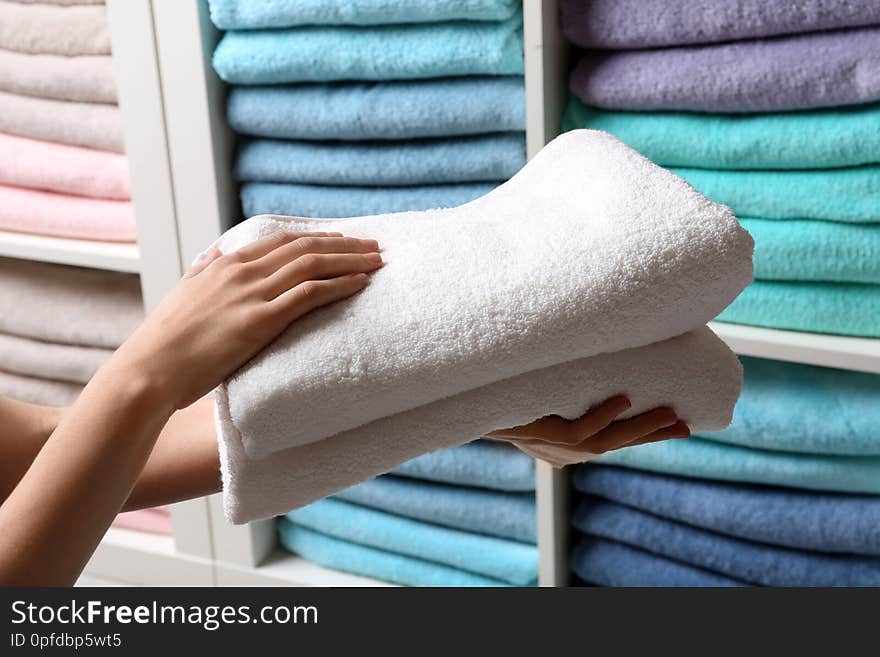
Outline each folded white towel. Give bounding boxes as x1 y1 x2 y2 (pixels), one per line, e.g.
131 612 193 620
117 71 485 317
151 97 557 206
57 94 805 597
0 1 110 56
0 49 117 104
219 328 742 522
206 130 753 460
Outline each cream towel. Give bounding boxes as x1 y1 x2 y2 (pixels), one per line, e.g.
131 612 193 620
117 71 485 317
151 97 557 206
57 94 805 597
0 369 81 407
0 1 110 56
0 332 111 384
0 49 117 103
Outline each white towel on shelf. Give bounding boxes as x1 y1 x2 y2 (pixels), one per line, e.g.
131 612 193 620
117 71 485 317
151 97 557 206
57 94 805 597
205 130 753 460
219 328 743 522
0 1 110 56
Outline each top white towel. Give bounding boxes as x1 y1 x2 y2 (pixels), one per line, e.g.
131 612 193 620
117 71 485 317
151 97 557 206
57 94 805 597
208 130 753 459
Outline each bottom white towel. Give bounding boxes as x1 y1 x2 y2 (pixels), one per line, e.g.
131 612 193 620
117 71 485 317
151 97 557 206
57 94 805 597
219 327 741 523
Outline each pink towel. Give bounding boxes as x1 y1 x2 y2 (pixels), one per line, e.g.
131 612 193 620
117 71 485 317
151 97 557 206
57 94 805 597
0 184 136 242
0 132 130 200
112 507 174 536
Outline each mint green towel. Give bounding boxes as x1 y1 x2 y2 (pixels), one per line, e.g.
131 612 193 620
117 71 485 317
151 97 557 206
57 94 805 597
597 438 880 494
674 166 880 223
741 218 880 284
562 97 880 170
718 280 880 337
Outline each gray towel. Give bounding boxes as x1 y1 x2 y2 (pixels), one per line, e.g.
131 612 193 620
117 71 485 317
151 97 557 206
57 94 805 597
0 49 117 103
0 369 82 407
0 257 143 349
0 1 110 56
0 332 112 384
0 90 124 152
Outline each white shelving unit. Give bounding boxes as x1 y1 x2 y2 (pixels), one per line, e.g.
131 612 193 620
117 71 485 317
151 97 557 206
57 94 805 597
0 233 140 273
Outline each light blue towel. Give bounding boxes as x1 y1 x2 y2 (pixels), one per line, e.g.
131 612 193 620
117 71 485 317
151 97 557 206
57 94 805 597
208 0 520 29
574 498 880 586
286 498 538 585
573 536 744 587
674 165 880 223
336 476 536 543
742 218 880 284
279 522 509 586
227 78 526 140
212 15 524 84
574 465 880 556
701 357 880 456
597 438 880 494
718 280 880 337
240 181 496 218
235 134 526 186
392 440 535 491
562 97 880 170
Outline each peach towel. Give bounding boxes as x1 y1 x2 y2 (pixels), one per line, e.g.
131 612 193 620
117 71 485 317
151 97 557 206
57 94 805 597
112 507 174 536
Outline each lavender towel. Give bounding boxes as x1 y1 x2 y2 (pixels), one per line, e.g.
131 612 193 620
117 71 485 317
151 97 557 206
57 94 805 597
571 27 880 113
561 0 880 49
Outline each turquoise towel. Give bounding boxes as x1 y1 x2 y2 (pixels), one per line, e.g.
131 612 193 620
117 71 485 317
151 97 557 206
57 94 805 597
208 0 520 28
562 97 880 170
227 78 526 140
742 218 880 284
336 476 536 543
287 498 538 585
393 440 535 491
718 280 880 337
241 181 496 218
597 438 880 494
279 522 508 586
212 15 524 84
701 357 880 456
235 134 526 186
674 166 880 223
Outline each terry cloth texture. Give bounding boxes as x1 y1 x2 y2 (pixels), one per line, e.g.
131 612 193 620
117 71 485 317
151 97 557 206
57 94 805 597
0 369 82 406
674 166 880 222
279 521 509 586
701 357 880 455
0 132 129 199
718 280 880 337
562 97 880 170
574 498 880 586
391 440 535 492
287 498 538 585
0 1 110 56
208 0 520 28
575 465 880 556
235 134 525 186
573 536 743 587
560 0 880 49
240 181 497 218
0 185 135 241
0 50 117 104
0 91 124 152
0 332 111 384
0 257 143 348
570 27 880 112
209 130 752 459
212 14 524 84
741 218 880 284
597 437 880 494
219 329 741 523
227 78 525 141
336 475 536 543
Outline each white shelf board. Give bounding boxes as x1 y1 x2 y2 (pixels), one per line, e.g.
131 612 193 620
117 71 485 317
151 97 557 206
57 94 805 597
214 549 396 587
84 527 214 586
0 231 140 273
711 321 880 374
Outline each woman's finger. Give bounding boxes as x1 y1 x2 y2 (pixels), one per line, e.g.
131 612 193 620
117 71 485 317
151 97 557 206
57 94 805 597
264 252 382 299
623 421 690 448
255 235 381 274
575 407 678 454
233 231 343 263
183 248 222 279
270 273 370 322
490 395 630 445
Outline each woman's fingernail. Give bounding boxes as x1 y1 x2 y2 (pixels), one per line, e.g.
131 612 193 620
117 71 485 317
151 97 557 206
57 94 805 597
365 252 382 264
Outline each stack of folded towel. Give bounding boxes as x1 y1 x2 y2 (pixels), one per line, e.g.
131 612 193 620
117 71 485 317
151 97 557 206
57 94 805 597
207 0 526 217
572 356 880 586
561 0 880 336
0 0 134 242
112 506 173 536
280 440 539 586
0 256 143 406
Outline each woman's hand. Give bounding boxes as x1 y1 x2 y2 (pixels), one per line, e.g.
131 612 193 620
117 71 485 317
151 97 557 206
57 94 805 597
111 231 383 411
489 396 690 467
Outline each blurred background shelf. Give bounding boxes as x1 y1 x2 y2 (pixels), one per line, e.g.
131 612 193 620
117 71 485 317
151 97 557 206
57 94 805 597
0 231 140 273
